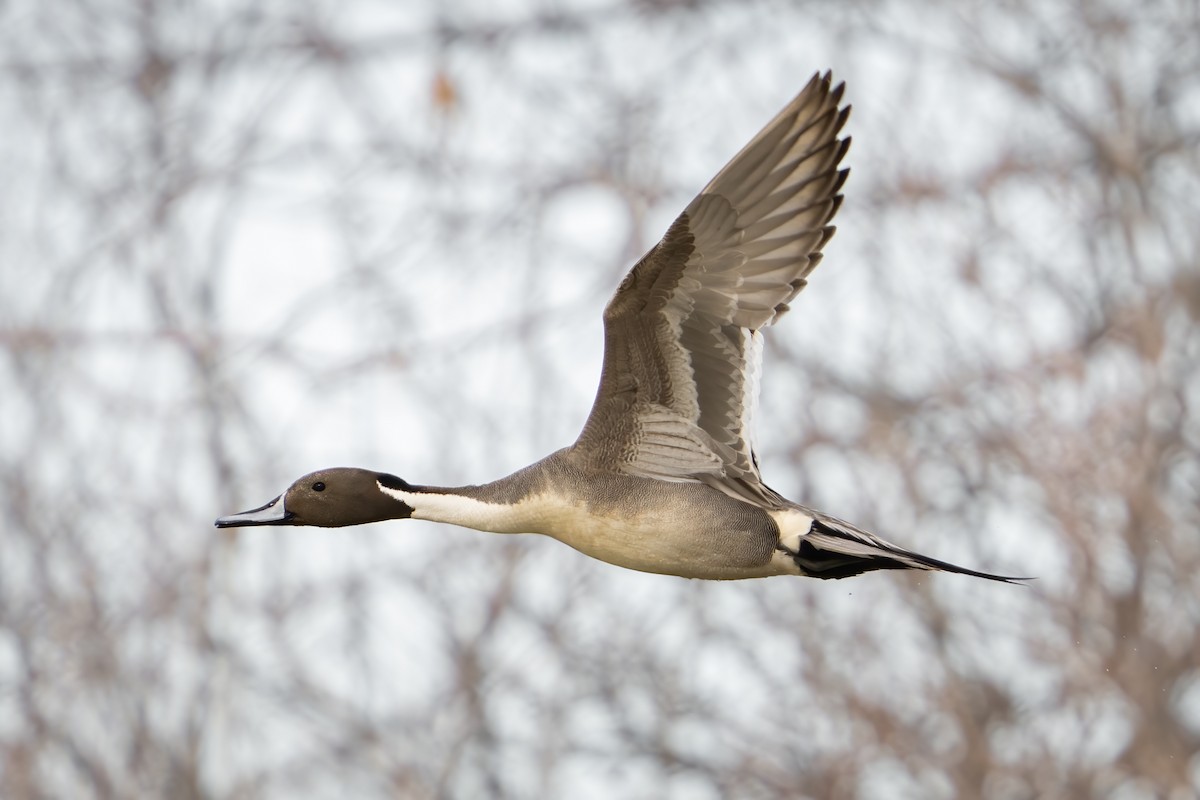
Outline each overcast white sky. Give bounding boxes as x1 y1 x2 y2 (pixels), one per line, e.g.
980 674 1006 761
4 0 1198 796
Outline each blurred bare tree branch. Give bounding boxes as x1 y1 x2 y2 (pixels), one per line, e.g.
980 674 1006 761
2 0 1198 797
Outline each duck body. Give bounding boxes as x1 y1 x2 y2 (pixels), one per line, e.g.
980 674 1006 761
388 448 793 580
216 72 1024 585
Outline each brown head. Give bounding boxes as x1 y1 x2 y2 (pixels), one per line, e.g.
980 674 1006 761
214 468 414 528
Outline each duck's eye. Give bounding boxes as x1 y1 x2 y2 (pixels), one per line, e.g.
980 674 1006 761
312 481 326 492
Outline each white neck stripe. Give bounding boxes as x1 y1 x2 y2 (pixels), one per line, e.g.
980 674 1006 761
377 483 545 534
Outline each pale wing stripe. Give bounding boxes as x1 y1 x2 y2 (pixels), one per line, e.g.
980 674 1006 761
741 329 763 467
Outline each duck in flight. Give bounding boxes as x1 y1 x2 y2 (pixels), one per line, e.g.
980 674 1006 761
217 72 1021 583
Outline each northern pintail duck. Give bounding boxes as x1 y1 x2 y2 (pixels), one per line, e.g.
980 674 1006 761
217 73 1021 583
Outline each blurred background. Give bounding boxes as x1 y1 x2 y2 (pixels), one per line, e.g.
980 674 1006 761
3 0 1199 797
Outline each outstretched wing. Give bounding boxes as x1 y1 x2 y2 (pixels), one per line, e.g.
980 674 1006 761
573 72 850 505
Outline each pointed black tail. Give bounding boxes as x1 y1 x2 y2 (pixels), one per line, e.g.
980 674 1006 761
793 518 1030 584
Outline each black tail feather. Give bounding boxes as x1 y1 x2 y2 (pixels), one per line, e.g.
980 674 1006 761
793 519 1030 584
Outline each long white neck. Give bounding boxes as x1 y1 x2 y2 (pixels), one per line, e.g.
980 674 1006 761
377 481 547 534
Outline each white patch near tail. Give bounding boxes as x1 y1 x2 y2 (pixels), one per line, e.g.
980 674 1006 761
769 508 815 554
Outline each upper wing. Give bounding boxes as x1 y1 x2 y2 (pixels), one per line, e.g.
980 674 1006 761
573 72 850 504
